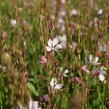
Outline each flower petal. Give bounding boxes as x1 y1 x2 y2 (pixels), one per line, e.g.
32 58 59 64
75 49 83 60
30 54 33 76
53 37 59 47
50 78 57 88
55 83 63 90
48 39 53 47
46 46 52 52
58 35 67 43
55 44 63 50
45 46 52 52
89 54 93 62
99 74 105 82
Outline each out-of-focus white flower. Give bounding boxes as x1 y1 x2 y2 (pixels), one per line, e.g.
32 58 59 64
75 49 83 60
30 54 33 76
50 78 63 90
58 35 67 42
29 98 41 109
93 66 106 82
10 19 17 27
50 15 55 20
57 35 67 48
50 78 57 88
99 67 106 82
54 83 63 90
57 18 64 24
98 41 108 52
98 9 103 15
99 74 105 82
39 15 44 21
59 11 66 17
88 54 100 65
70 9 78 16
18 98 41 109
61 0 66 4
63 69 69 77
32 101 41 109
59 67 69 77
46 37 66 52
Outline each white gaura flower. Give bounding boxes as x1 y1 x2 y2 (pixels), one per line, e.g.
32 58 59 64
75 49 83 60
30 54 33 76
98 9 103 15
93 66 106 82
10 19 17 27
88 54 100 65
99 66 107 82
18 98 41 109
59 67 69 77
50 78 63 90
32 101 41 109
63 69 69 77
57 35 67 48
59 10 66 17
46 37 66 52
29 98 42 109
99 74 105 82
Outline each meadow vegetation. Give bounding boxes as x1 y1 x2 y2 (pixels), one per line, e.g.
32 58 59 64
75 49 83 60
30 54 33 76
0 0 109 109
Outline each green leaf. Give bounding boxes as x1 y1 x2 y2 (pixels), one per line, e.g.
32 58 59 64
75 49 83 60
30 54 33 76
27 82 38 96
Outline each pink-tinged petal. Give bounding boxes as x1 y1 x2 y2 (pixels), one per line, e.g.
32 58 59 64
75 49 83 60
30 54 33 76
71 77 81 83
81 65 90 74
53 37 59 47
43 94 49 102
46 46 51 52
61 0 66 4
55 83 63 90
55 44 63 50
32 101 42 109
48 39 53 47
70 9 78 16
40 56 47 64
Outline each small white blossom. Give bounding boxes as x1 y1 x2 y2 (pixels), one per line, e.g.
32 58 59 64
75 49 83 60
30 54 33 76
63 69 69 77
46 37 66 52
59 67 69 78
57 35 67 48
57 18 64 24
29 98 41 109
98 9 103 15
10 19 17 27
18 98 41 109
99 67 107 82
54 83 63 90
99 74 105 82
59 11 66 17
61 0 66 4
50 78 63 90
88 54 100 65
32 101 41 109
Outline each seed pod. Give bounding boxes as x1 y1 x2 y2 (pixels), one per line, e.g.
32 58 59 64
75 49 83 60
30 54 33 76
1 52 12 66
